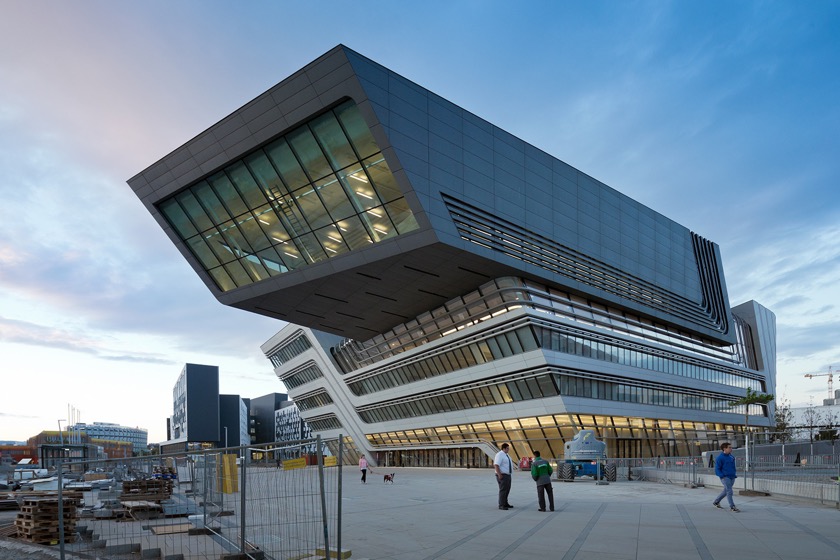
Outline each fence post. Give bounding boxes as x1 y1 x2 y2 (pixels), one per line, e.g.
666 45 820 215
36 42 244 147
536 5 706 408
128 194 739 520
317 435 330 559
240 449 247 554
58 459 65 560
337 435 343 560
202 452 208 528
837 462 839 510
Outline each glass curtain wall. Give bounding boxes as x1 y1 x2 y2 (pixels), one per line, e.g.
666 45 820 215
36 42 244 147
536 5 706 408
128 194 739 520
158 100 419 292
366 415 744 465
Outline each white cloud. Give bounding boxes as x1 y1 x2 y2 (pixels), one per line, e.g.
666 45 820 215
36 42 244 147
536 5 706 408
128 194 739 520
1 0 838 440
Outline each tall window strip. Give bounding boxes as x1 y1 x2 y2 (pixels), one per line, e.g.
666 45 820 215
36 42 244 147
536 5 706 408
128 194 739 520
365 416 746 460
344 315 762 398
157 99 419 292
332 276 748 373
355 366 765 424
307 414 343 432
346 325 537 395
280 361 325 389
296 390 334 411
266 334 312 368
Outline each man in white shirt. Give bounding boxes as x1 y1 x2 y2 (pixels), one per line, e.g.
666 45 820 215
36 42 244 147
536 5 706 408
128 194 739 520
494 443 514 510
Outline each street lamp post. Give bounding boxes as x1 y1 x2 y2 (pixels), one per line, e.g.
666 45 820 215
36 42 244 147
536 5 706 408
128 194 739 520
57 419 65 445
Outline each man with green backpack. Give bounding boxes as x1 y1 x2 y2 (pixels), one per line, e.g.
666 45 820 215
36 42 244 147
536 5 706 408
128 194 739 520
530 450 555 512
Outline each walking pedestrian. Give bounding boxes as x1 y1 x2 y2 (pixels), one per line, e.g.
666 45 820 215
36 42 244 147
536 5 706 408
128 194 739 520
712 442 740 512
359 454 368 484
494 443 514 510
530 450 554 512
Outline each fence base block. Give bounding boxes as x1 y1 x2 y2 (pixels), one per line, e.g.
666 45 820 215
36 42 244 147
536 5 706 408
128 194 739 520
739 489 771 496
316 546 352 559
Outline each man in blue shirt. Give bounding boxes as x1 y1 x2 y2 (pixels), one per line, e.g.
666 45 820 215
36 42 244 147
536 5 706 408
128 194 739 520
713 442 740 512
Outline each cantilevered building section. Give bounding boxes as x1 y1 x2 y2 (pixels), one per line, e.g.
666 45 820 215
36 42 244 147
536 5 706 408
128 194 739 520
128 45 776 466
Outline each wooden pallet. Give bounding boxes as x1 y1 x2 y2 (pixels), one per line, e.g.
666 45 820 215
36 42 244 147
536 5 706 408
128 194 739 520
0 523 17 538
150 522 192 535
14 495 78 543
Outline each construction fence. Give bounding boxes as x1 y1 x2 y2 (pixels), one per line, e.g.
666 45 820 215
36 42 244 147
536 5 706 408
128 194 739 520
592 455 840 508
7 436 344 559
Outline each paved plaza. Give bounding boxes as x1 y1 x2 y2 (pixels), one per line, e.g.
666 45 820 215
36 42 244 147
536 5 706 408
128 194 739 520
339 467 840 560
2 466 839 559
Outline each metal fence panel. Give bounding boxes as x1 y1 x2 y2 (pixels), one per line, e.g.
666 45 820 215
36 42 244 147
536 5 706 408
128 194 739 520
14 438 342 559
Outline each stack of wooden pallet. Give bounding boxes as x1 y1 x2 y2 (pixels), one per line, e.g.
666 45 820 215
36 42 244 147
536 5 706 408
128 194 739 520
14 496 80 545
120 479 172 502
153 465 177 479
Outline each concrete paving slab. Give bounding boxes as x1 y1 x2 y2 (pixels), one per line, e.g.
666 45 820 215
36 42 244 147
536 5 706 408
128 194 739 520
337 467 840 560
2 467 839 559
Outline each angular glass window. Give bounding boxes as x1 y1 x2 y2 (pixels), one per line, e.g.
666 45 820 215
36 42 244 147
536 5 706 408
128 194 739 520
159 199 197 239
293 232 328 264
252 205 290 243
203 228 237 264
257 246 287 275
208 266 236 291
335 101 379 159
209 172 249 217
245 152 287 201
292 184 331 230
186 235 221 269
158 100 417 292
237 212 271 253
177 192 214 233
314 225 349 258
288 127 332 182
228 163 268 208
242 254 270 282
363 206 397 242
386 198 419 235
194 181 231 224
276 240 304 270
364 155 402 203
224 260 252 286
265 138 308 191
311 112 358 171
317 173 356 221
218 220 254 257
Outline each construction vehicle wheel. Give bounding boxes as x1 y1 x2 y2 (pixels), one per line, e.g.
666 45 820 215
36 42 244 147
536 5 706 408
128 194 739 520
561 463 575 481
605 463 617 482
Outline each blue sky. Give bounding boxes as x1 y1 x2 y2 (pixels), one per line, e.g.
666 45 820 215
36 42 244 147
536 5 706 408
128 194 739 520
1 1 839 443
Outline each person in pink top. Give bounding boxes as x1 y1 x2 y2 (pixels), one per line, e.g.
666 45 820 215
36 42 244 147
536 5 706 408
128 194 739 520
359 454 369 484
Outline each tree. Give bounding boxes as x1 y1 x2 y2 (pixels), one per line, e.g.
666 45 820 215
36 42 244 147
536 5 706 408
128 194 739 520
815 410 838 443
730 388 774 481
772 397 794 443
802 399 822 443
730 387 775 434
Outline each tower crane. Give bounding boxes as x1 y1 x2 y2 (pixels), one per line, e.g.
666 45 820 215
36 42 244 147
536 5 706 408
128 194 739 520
803 366 835 400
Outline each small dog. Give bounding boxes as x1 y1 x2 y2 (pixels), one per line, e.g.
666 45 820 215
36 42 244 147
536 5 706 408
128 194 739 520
383 473 395 484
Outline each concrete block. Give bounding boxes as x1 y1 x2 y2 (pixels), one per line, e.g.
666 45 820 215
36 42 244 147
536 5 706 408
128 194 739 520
315 547 352 559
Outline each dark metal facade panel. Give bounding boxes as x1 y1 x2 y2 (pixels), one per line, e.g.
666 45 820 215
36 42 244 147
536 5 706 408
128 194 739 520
128 45 735 344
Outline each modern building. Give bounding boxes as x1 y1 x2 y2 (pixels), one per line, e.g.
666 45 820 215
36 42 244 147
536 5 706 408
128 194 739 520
219 394 249 449
273 401 317 460
128 45 776 467
790 396 840 442
70 422 148 454
162 363 249 453
249 392 289 445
